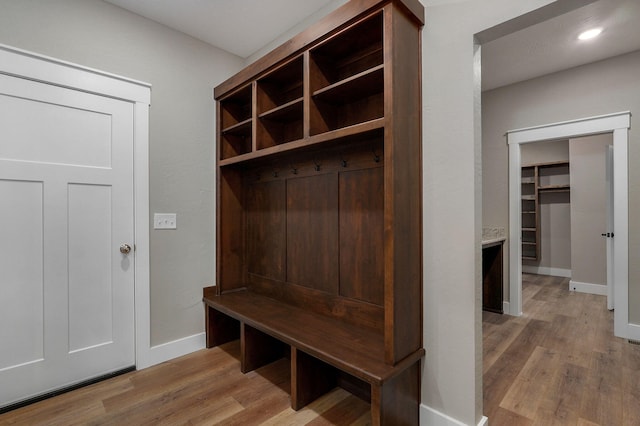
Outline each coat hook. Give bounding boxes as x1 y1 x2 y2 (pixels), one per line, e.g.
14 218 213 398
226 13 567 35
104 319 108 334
372 148 381 163
313 159 321 171
342 159 348 168
273 169 279 178
291 166 298 175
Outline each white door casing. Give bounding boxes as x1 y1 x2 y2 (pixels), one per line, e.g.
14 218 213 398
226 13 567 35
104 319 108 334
606 144 614 311
0 44 151 408
507 112 630 339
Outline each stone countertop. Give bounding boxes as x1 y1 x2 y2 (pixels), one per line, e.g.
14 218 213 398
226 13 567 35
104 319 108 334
482 236 506 247
482 226 506 247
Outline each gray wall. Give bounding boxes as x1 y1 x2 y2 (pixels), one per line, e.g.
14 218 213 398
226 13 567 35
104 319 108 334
521 140 569 164
421 1 558 424
521 141 571 273
569 134 610 286
246 0 348 65
483 50 640 327
0 0 245 346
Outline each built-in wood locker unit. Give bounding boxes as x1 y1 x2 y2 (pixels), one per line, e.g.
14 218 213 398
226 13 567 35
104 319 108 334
521 161 570 260
203 0 424 424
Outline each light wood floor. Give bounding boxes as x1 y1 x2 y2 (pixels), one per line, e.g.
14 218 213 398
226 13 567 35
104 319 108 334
0 340 371 426
484 273 640 425
2 273 638 425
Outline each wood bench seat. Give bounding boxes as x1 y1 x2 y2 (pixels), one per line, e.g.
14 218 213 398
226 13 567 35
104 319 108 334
203 286 424 424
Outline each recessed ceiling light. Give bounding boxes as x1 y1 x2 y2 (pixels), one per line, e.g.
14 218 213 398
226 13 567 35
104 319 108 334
578 28 603 41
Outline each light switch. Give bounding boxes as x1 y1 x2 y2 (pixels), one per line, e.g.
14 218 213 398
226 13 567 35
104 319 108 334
154 213 177 230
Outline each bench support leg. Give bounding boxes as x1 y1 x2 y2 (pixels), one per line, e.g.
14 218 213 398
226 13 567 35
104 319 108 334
291 348 337 410
371 359 421 425
205 305 240 348
241 323 286 373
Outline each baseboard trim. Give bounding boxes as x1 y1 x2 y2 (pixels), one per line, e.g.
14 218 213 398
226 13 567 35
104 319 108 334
421 404 488 426
628 323 640 341
503 301 510 315
569 280 606 295
522 265 571 277
141 332 206 369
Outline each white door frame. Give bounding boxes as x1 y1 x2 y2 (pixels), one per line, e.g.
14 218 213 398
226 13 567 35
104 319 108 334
0 44 154 368
606 145 615 311
507 111 630 339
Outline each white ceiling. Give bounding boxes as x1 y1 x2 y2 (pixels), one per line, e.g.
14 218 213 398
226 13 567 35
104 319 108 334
482 0 640 90
104 0 640 91
104 0 340 59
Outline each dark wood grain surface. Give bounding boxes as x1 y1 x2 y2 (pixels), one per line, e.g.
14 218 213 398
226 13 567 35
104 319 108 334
203 287 424 386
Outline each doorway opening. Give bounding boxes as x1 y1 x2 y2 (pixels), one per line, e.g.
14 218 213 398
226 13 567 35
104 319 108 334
520 135 613 300
507 112 630 338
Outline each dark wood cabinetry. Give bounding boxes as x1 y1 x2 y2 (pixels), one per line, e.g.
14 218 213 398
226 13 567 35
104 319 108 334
204 1 424 423
482 241 504 313
219 85 252 160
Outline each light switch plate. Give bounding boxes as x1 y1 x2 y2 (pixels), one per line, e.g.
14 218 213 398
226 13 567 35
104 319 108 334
154 213 177 229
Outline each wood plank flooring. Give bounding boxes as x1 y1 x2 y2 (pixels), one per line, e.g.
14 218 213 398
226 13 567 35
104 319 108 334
484 273 640 426
1 273 638 425
0 341 371 425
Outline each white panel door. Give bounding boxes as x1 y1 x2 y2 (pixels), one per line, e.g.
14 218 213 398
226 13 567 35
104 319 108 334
0 73 135 408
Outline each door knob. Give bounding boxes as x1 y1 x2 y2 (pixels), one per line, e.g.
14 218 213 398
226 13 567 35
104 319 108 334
120 243 132 254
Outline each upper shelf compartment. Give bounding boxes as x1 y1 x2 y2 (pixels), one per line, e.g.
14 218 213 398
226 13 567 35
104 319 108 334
256 55 304 150
219 84 252 160
216 7 397 164
309 11 384 136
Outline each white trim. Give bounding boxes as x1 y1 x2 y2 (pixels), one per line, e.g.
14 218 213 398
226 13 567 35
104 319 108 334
507 112 631 339
628 323 640 342
569 280 607 296
143 333 206 368
612 127 629 337
521 265 571 278
0 44 154 370
0 43 150 103
606 145 615 310
508 139 523 316
421 404 488 426
133 102 152 369
507 112 630 144
503 301 510 315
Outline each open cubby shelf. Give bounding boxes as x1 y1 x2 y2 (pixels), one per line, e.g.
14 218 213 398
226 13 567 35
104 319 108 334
310 11 383 87
521 161 570 261
258 97 303 120
222 117 252 135
312 64 384 102
220 85 252 131
539 184 570 192
209 1 424 424
219 117 385 167
256 55 304 149
217 9 390 161
257 56 303 111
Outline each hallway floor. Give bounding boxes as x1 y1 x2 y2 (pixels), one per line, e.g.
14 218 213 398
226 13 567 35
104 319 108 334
483 273 640 425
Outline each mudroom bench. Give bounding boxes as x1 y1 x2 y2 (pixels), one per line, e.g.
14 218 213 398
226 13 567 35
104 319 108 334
203 287 424 424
